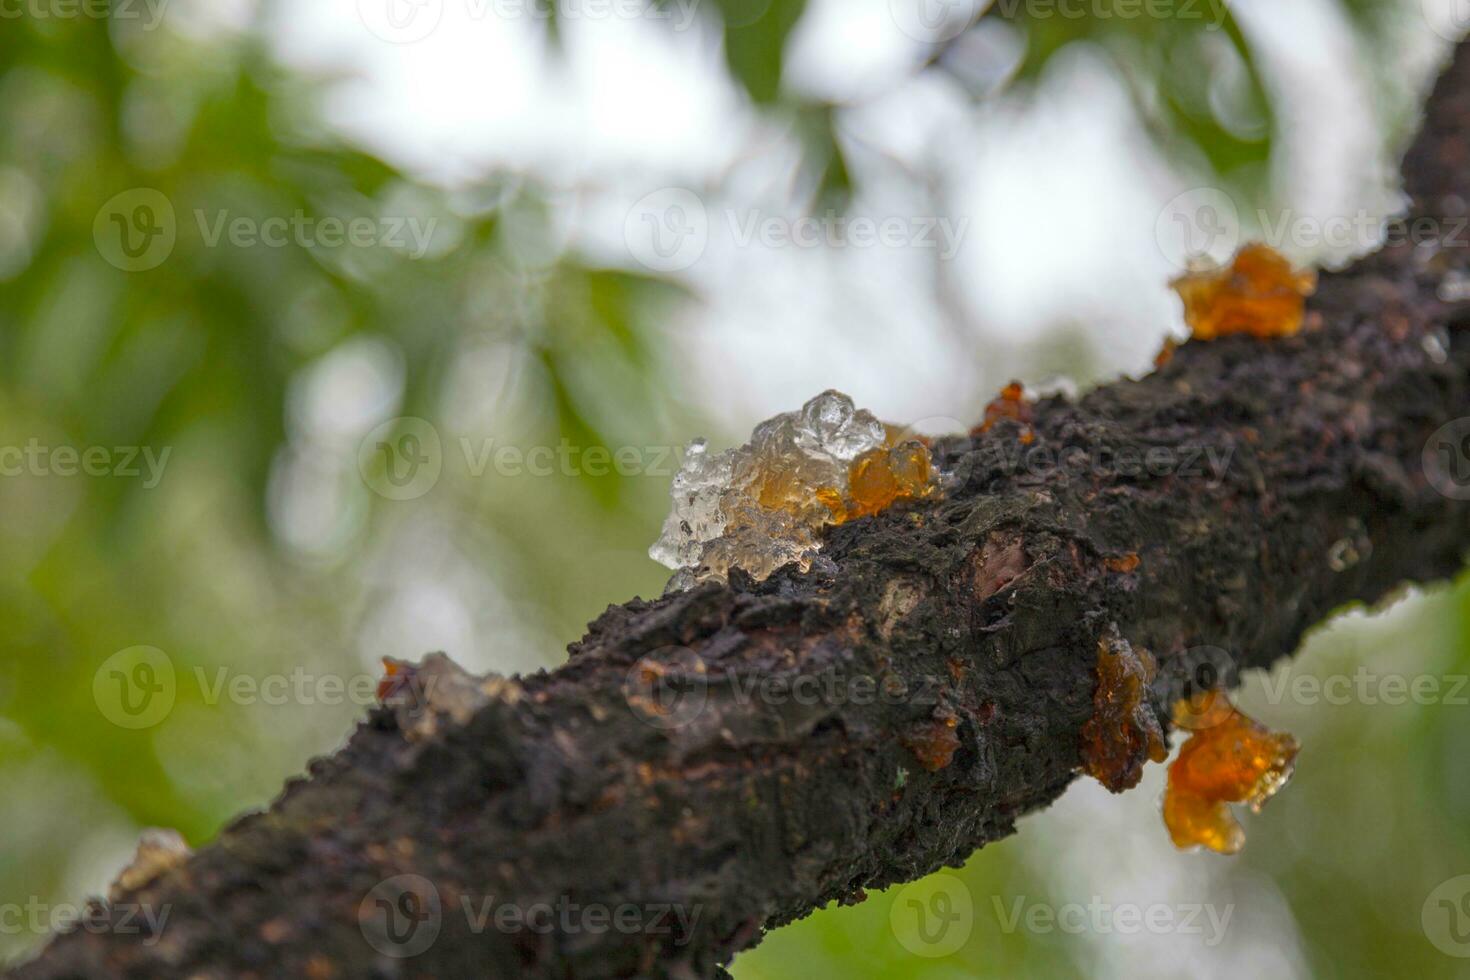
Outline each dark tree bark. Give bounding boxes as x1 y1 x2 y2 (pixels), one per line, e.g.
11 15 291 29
11 41 1470 980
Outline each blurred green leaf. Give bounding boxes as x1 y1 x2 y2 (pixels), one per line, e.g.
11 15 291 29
984 0 1274 181
716 0 809 104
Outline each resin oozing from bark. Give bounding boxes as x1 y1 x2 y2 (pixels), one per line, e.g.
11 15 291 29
825 439 934 522
1079 631 1168 793
973 381 1035 443
1163 694 1300 854
903 714 961 772
650 391 936 589
1171 243 1317 340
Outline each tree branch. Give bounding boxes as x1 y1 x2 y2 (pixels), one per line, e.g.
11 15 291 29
11 42 1470 980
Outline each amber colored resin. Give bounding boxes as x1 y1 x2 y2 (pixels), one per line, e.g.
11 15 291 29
820 435 935 523
1080 634 1168 792
975 381 1034 435
1163 695 1300 854
1104 552 1141 574
904 716 960 772
846 441 934 519
377 658 409 702
1170 243 1317 341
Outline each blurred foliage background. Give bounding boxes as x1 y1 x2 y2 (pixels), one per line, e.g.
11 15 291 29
1 0 1468 976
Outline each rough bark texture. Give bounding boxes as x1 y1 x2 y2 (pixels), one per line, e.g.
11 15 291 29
11 42 1470 980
